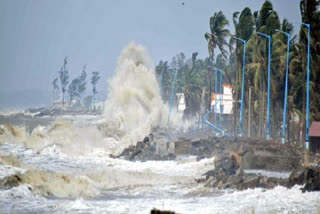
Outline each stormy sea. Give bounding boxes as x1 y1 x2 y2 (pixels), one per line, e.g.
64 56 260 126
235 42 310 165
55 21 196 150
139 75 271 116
0 43 319 214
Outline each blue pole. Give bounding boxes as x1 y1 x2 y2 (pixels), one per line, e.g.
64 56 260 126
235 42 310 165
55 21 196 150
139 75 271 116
257 32 271 140
219 70 222 124
203 110 230 136
214 69 217 122
167 70 177 127
276 29 290 144
232 36 246 137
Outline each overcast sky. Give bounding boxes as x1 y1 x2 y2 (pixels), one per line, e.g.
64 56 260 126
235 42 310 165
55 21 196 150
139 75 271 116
0 0 301 108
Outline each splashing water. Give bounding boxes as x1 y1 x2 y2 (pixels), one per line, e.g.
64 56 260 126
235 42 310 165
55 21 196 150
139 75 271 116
0 43 185 156
102 42 172 154
1 43 320 213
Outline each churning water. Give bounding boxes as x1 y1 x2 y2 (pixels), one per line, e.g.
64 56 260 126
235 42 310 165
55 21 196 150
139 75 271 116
0 43 319 213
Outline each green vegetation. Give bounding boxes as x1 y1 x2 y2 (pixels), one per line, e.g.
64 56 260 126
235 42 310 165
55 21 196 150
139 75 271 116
91 71 101 110
58 57 69 107
68 65 87 105
52 58 100 110
155 0 320 144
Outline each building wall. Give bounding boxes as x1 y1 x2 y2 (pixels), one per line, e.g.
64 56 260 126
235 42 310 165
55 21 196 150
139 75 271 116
210 84 234 115
176 93 186 112
310 137 320 154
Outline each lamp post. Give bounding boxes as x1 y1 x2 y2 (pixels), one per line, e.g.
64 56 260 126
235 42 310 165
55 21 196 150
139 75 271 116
167 69 177 127
215 68 218 122
219 69 222 124
232 36 246 137
297 22 311 150
257 32 271 140
275 29 290 144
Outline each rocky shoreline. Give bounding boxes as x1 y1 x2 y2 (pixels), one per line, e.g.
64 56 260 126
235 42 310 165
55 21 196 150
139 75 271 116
198 153 320 192
1 109 319 194
117 133 320 193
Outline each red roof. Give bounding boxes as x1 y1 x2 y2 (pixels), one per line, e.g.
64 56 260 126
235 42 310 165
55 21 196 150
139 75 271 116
309 122 320 137
222 84 232 89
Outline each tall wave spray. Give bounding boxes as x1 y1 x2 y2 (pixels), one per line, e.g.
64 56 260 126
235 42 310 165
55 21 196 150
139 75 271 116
103 42 170 153
0 43 180 156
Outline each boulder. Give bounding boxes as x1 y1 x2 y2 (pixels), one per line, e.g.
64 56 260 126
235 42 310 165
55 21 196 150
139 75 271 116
116 135 176 162
0 174 22 189
201 155 289 191
150 209 175 214
173 136 301 171
214 154 239 176
288 167 320 192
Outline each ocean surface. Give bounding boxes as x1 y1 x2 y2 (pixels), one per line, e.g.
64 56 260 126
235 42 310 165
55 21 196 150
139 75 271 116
1 115 320 213
1 43 319 214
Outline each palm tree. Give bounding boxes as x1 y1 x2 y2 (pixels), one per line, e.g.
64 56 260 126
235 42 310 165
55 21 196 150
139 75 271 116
288 43 305 144
204 11 230 123
91 71 100 109
244 1 281 137
176 52 210 119
300 0 320 122
155 60 170 100
204 11 230 62
231 7 255 135
59 57 69 107
52 78 59 101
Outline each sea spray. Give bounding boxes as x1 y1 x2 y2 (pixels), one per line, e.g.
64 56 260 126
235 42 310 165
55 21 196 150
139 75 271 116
102 42 173 154
0 43 185 156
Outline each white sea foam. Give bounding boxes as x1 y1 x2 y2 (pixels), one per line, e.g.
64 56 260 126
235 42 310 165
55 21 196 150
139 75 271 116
1 43 318 213
0 108 24 116
1 139 320 213
1 181 319 214
0 164 25 180
0 43 185 157
102 42 175 154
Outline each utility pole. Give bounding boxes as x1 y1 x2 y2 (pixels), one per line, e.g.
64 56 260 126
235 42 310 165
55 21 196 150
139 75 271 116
232 36 247 137
248 86 251 137
275 29 291 144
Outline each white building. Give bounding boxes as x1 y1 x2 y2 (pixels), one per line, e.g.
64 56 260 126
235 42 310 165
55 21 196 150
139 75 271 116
176 93 186 112
211 84 234 114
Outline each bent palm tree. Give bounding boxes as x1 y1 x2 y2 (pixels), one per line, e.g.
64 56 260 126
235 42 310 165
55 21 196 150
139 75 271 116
205 11 230 61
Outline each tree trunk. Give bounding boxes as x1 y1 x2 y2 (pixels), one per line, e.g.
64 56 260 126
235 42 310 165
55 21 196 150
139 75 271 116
258 77 263 137
208 69 212 110
301 95 306 147
200 87 206 116
62 92 65 107
258 77 266 138
287 113 291 145
234 61 239 136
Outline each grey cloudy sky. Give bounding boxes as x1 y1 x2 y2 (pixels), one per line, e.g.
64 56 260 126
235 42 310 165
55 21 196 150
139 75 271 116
0 0 301 108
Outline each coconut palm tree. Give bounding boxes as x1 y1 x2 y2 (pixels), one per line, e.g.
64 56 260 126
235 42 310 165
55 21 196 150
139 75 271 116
176 53 210 119
204 11 230 62
231 7 255 135
244 1 281 137
155 60 173 102
299 0 320 121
